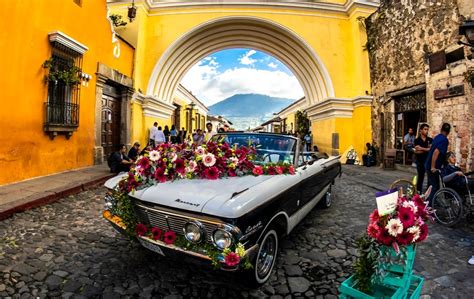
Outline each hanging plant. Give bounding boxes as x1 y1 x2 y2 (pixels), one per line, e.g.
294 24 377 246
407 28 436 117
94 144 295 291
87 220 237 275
109 14 128 27
42 58 81 86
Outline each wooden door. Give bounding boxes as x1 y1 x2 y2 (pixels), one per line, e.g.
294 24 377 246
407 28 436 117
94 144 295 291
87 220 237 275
101 93 121 161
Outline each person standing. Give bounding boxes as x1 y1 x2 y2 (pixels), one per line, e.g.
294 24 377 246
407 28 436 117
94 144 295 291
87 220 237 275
163 125 170 143
149 122 158 147
170 125 178 143
404 128 416 167
155 126 166 145
304 132 312 151
425 123 451 206
204 122 216 142
414 124 432 193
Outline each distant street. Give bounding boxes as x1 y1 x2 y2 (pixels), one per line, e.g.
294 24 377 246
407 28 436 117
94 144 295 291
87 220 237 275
0 166 473 298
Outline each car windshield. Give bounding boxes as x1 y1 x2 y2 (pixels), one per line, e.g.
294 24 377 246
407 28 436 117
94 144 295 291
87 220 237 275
210 133 297 165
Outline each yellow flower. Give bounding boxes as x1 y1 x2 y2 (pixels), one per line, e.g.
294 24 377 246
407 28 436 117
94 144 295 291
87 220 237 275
236 243 245 257
163 158 168 162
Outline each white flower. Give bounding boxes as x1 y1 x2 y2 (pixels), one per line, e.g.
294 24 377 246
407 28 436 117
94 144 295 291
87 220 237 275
149 150 161 162
195 146 206 156
202 153 216 167
386 218 403 237
169 152 177 163
229 157 239 165
407 226 420 242
402 201 418 213
188 160 197 171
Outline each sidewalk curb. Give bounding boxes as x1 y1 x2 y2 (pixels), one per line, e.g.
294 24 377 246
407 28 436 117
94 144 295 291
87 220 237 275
0 175 114 221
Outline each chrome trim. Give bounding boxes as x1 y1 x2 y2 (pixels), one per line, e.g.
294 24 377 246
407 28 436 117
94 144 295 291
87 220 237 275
134 202 223 226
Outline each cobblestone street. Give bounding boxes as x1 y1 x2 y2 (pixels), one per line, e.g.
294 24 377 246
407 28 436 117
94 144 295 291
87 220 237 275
0 166 473 298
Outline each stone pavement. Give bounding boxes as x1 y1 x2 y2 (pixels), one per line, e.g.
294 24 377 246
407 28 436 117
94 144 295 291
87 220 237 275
0 164 113 221
0 165 473 298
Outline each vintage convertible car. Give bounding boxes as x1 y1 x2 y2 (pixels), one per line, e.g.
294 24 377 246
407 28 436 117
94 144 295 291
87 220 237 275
103 132 341 285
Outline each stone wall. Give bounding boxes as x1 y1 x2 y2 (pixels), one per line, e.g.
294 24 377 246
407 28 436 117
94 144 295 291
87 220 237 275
367 0 474 170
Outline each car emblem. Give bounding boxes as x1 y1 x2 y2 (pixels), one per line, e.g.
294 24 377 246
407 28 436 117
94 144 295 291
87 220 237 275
175 198 200 207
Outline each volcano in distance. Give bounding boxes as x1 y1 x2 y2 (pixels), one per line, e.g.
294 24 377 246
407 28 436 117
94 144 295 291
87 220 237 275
208 94 294 130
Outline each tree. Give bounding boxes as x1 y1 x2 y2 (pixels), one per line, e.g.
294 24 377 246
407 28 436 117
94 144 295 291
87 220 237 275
295 110 310 139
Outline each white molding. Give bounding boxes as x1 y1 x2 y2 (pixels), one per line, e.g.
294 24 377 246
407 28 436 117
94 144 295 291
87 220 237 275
48 31 88 55
352 96 373 108
142 96 176 119
175 84 209 113
307 96 372 121
146 0 379 14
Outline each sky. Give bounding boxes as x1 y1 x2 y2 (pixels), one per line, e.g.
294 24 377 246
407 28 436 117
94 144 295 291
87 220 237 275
180 48 304 106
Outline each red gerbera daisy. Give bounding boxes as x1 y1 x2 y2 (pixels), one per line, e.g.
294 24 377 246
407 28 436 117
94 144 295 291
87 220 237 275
137 157 150 169
418 224 428 242
154 167 167 183
174 158 186 175
376 228 394 246
151 227 163 241
224 252 241 267
367 222 380 239
396 231 414 245
135 224 148 237
275 166 284 175
204 166 220 180
163 231 177 245
398 207 415 227
369 209 380 223
267 166 276 175
288 165 295 175
253 166 263 176
227 169 236 177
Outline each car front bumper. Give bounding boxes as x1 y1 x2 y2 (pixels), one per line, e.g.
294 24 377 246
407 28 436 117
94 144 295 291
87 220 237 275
102 210 258 271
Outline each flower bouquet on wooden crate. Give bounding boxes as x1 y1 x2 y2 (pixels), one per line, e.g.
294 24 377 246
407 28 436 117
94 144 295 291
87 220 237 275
339 188 433 299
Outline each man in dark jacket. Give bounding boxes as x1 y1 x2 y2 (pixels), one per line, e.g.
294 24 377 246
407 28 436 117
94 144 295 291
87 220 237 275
108 144 133 173
127 142 140 161
425 123 450 205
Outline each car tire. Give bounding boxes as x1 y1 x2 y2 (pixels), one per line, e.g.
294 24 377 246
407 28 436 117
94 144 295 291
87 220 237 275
317 186 332 209
243 228 278 287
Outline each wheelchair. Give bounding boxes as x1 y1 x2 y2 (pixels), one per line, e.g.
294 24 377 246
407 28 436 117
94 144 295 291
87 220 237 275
432 171 474 226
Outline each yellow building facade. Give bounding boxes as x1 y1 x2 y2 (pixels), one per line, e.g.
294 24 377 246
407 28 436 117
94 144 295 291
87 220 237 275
0 0 135 185
109 0 377 159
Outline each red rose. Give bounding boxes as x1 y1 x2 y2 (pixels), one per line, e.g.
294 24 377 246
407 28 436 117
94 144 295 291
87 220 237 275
151 227 163 241
174 158 186 175
275 166 284 175
228 169 236 177
163 231 177 245
267 166 276 175
224 252 241 267
135 224 148 237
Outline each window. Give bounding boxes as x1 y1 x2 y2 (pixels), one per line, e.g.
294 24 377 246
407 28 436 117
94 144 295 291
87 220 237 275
45 32 87 137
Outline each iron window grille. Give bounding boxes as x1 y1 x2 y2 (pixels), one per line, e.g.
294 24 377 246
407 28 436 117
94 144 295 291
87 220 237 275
44 42 82 135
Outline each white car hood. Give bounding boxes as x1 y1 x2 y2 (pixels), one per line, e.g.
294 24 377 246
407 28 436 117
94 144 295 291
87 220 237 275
105 174 274 214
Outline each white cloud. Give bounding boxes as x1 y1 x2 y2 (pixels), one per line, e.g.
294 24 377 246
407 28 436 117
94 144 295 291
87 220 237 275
238 50 257 65
268 62 278 69
181 63 304 106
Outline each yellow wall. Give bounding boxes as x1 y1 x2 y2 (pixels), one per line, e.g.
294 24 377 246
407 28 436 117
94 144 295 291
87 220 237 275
108 4 373 99
311 105 372 160
0 0 134 185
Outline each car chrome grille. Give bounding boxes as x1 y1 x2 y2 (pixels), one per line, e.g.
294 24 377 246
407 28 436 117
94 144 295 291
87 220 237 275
133 203 219 243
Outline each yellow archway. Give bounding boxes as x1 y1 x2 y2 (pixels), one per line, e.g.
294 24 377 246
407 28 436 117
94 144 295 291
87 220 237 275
146 16 335 107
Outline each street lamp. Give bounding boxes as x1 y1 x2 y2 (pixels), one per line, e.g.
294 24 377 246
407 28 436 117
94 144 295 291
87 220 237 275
128 0 137 23
458 19 474 48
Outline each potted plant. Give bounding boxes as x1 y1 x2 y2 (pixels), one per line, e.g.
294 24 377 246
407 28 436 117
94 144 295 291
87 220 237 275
42 58 81 86
339 190 433 298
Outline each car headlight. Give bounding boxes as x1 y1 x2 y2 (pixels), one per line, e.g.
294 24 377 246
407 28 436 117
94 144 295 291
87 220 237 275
212 229 233 250
183 221 205 243
212 224 242 250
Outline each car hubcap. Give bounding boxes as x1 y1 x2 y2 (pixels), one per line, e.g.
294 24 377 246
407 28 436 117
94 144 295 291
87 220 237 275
257 234 276 279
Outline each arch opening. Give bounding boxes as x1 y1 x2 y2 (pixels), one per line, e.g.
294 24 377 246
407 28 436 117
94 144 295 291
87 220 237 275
146 16 334 107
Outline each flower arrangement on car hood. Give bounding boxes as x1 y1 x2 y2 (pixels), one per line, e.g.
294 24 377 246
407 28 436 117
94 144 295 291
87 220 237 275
119 141 296 193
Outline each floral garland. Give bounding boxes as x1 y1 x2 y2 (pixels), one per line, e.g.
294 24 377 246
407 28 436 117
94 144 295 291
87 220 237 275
134 223 252 269
119 141 295 193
